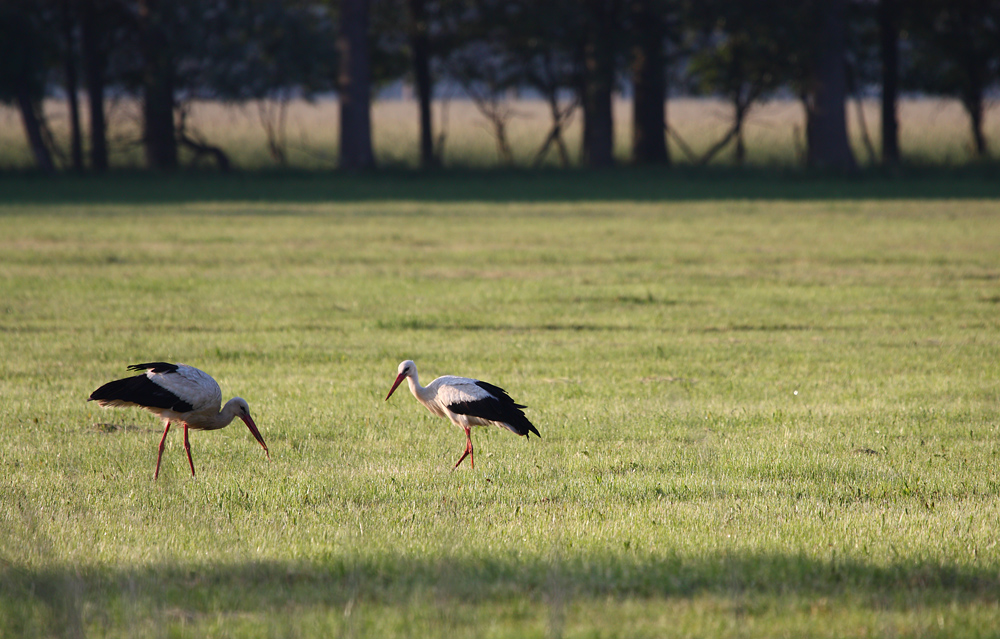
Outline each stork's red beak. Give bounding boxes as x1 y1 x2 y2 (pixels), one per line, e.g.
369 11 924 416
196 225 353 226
385 372 406 401
240 414 270 460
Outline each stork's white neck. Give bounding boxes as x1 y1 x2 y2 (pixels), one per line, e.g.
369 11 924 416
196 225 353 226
406 371 436 404
202 398 242 430
406 373 424 397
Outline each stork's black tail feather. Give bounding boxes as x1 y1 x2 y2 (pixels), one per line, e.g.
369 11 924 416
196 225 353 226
511 412 541 439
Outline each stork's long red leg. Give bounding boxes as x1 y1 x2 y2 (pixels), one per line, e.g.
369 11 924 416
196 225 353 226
154 421 171 480
183 422 196 477
452 428 474 470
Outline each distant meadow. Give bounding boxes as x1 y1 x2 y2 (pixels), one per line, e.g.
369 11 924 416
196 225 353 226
0 97 997 171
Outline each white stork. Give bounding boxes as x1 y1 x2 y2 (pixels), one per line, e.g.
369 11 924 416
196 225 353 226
88 362 269 479
384 360 540 469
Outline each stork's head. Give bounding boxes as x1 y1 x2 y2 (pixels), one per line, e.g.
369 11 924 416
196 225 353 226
225 397 270 460
385 360 416 401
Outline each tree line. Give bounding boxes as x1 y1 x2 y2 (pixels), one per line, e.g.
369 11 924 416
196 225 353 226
2 0 999 173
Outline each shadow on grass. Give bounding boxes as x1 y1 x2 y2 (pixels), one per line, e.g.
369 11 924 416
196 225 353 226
2 166 1000 205
3 551 998 628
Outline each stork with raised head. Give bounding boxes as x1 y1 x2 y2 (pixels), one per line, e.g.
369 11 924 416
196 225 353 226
88 362 269 479
384 360 540 469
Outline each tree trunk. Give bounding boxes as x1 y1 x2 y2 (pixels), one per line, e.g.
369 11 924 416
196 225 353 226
962 89 987 156
408 0 435 168
338 0 375 170
16 89 55 173
630 1 668 165
733 103 746 165
138 0 177 170
805 0 855 170
878 0 900 166
533 94 576 168
80 0 108 171
61 0 83 171
582 0 616 168
177 108 231 172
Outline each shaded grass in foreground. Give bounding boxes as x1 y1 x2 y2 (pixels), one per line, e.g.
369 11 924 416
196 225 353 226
4 553 999 638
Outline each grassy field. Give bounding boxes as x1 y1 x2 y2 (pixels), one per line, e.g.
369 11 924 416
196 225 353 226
1 175 1000 637
1 97 998 170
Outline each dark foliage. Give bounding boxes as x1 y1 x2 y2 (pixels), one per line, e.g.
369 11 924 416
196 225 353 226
6 0 1000 171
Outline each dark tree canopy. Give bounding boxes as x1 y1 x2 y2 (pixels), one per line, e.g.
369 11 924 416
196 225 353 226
6 0 1000 172
905 0 1000 157
0 1 58 171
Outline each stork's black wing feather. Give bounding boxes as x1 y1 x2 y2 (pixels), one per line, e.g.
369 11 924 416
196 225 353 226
448 380 541 438
89 374 194 413
127 362 179 374
473 381 527 408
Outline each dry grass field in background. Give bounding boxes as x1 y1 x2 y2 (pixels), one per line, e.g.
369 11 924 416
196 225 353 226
0 96 997 170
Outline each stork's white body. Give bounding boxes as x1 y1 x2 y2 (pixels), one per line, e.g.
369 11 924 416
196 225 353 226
404 375 527 434
385 360 540 469
98 364 226 425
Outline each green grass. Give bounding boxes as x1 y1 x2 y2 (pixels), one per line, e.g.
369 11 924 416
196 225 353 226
1 177 999 637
